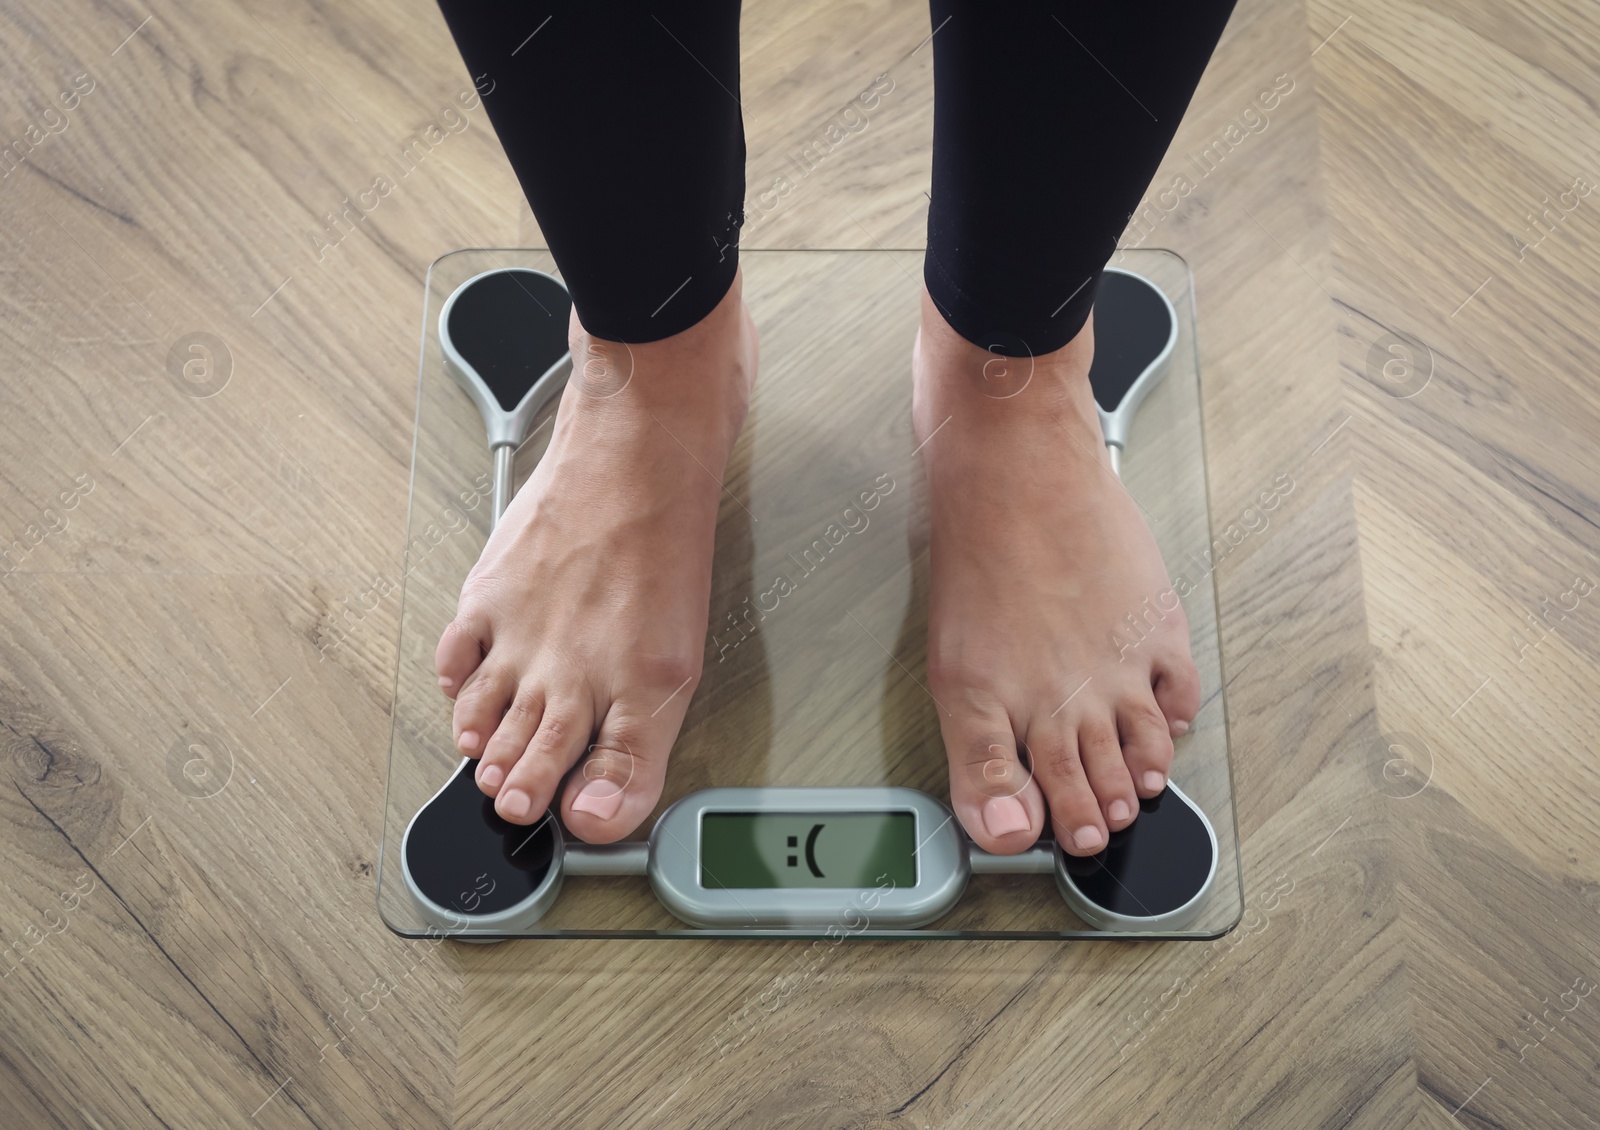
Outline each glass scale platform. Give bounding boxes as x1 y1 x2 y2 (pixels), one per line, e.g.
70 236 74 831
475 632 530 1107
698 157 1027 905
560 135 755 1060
376 248 1242 939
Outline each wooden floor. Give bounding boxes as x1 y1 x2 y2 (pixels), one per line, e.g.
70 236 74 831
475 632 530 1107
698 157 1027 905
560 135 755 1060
2 0 1597 1125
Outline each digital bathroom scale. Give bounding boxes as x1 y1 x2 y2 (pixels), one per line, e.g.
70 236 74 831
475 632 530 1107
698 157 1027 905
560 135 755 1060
378 248 1243 940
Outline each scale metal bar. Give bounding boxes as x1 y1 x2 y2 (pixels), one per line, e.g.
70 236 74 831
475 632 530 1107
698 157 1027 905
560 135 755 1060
970 844 1056 874
564 841 650 876
491 444 515 525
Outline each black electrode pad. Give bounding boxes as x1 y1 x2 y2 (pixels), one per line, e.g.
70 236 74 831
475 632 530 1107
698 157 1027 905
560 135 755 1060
443 268 572 412
1087 270 1175 413
402 759 559 919
1060 788 1215 920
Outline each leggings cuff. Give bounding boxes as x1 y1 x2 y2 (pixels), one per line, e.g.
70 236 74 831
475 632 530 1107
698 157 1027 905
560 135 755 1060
570 248 741 344
923 250 1100 358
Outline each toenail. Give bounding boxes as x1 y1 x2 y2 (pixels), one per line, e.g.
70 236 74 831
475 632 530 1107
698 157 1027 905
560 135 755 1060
1172 719 1189 735
478 763 504 790
1072 825 1104 851
1142 770 1166 793
458 730 480 753
571 778 625 821
438 676 454 690
1108 799 1130 823
499 789 531 819
981 795 1030 837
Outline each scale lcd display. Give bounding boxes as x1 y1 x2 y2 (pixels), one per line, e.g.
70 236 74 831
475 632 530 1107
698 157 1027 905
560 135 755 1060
699 811 917 889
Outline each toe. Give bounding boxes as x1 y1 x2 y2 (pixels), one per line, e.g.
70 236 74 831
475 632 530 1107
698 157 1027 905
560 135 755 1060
474 682 543 797
1077 713 1139 833
496 694 594 824
560 696 683 843
937 700 1047 854
1151 652 1202 737
1118 695 1175 798
560 658 703 842
450 661 514 758
435 604 489 700
1024 720 1107 857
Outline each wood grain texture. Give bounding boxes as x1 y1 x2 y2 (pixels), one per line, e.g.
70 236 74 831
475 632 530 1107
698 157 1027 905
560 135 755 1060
1 0 1595 1126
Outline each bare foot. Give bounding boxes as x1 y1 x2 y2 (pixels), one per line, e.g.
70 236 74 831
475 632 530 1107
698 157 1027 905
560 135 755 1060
434 271 757 842
912 289 1201 857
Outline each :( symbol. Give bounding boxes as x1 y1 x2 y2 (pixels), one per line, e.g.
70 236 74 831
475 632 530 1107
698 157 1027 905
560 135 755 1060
804 823 825 878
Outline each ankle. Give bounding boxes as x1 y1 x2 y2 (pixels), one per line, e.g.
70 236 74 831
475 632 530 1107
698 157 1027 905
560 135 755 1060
913 288 1097 425
566 271 754 439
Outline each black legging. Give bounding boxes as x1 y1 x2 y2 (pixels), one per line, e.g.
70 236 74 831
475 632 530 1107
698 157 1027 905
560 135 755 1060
434 1 1235 356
